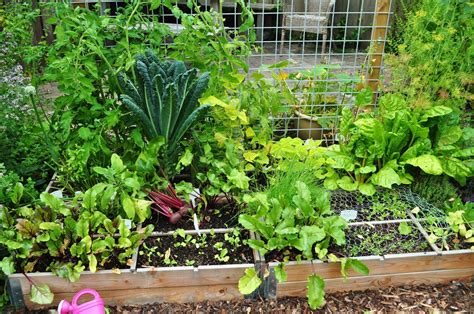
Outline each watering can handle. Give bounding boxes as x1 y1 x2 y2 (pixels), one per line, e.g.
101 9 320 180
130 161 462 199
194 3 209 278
71 289 101 306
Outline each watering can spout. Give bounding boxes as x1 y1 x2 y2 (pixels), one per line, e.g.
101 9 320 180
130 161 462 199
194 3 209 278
58 288 105 314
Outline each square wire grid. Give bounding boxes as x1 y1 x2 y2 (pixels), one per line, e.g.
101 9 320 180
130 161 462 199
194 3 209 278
66 0 394 142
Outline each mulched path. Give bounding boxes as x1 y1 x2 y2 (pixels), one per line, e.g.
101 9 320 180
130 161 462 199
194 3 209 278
107 282 473 313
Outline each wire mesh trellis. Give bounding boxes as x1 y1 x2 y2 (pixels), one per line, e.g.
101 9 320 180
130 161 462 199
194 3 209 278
57 0 394 142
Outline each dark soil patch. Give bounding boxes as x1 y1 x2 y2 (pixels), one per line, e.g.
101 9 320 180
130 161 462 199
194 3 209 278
144 201 240 232
138 231 254 267
330 189 410 222
333 223 432 257
265 222 431 262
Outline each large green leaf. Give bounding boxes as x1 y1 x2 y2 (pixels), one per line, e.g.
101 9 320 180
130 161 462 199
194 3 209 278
294 226 326 257
371 166 401 189
438 125 463 146
440 157 471 185
307 274 325 309
359 183 376 196
405 154 443 175
30 284 54 305
238 268 262 295
420 106 452 121
228 169 250 190
238 214 273 239
337 176 358 191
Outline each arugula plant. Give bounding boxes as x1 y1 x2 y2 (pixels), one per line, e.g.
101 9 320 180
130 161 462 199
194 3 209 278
119 50 211 178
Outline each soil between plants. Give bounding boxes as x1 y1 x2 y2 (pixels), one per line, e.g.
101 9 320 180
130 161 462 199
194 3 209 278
333 223 432 257
144 201 240 233
138 232 254 267
265 222 431 262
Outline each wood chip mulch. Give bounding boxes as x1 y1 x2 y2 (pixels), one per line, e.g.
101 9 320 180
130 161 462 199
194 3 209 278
109 282 473 313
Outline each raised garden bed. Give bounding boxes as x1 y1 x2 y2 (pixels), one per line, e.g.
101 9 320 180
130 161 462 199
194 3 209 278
7 184 473 310
8 229 259 309
259 213 474 299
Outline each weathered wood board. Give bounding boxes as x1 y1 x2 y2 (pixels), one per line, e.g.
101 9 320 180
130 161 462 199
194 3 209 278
267 252 474 298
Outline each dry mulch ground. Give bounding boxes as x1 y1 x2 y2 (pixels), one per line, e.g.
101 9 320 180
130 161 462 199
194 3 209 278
108 282 473 313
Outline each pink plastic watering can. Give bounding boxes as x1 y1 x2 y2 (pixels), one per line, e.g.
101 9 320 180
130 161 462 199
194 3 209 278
58 288 105 314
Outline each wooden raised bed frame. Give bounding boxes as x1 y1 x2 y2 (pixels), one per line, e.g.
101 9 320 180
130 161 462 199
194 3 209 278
260 217 474 299
8 180 474 309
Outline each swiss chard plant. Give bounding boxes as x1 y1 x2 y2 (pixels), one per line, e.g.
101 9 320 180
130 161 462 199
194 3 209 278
119 50 211 177
323 94 472 196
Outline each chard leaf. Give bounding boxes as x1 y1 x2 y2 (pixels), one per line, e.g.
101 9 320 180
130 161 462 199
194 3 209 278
0 257 15 275
438 125 462 146
359 183 376 196
371 167 401 189
337 176 358 191
238 215 273 239
349 259 369 275
30 284 54 305
238 268 262 295
440 157 471 185
421 106 452 121
76 219 89 239
405 154 443 175
122 194 135 220
245 239 268 255
307 274 325 309
87 254 97 273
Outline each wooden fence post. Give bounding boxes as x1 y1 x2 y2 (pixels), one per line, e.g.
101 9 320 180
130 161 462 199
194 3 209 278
367 0 391 93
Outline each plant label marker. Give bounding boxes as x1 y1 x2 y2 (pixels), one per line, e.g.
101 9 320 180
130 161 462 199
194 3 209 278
340 210 358 221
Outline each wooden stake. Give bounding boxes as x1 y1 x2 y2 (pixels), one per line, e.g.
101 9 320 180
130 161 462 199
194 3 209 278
368 0 391 93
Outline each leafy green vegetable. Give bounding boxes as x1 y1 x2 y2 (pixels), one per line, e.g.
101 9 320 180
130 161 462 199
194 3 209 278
119 50 210 177
307 274 325 309
30 284 54 305
238 268 262 295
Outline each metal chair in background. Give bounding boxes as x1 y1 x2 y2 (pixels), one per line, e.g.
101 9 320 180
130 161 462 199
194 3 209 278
280 0 336 55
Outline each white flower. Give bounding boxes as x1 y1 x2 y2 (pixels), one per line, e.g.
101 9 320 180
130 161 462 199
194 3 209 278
24 85 36 96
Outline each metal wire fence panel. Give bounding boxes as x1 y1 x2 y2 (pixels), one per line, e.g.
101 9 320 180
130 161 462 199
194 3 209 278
56 0 394 142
